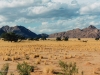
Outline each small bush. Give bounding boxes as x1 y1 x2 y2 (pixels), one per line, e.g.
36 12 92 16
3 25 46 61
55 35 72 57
17 61 33 75
78 38 81 40
63 37 69 41
25 55 29 60
34 54 39 58
59 61 78 75
30 66 34 72
43 66 54 74
95 37 99 40
0 63 9 75
56 37 61 41
10 73 14 75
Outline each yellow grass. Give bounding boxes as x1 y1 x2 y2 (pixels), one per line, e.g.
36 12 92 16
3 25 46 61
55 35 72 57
0 38 100 75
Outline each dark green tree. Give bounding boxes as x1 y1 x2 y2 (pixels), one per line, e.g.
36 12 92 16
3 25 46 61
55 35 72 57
95 37 99 40
63 36 69 41
34 37 40 41
56 37 61 41
41 35 46 40
78 38 81 40
1 32 21 42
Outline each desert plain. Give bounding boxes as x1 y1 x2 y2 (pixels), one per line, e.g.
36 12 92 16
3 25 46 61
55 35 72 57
0 38 100 75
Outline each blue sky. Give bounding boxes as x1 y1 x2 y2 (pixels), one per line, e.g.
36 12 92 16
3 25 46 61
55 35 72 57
0 0 100 34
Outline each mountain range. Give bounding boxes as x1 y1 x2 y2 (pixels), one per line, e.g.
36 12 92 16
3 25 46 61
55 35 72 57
0 25 100 38
49 25 100 38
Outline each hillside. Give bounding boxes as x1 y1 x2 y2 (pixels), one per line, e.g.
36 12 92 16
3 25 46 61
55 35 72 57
49 25 100 38
0 25 37 38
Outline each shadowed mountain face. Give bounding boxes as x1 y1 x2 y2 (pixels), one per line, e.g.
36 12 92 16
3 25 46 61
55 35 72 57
49 25 100 38
1 25 37 38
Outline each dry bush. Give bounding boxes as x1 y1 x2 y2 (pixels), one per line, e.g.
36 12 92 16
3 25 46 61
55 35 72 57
36 58 41 64
43 66 54 74
34 54 39 58
2 56 12 61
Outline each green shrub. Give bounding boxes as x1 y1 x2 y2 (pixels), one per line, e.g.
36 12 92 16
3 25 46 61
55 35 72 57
30 66 34 72
0 63 9 75
95 37 99 40
25 55 29 60
59 61 78 75
56 37 61 41
17 61 34 75
63 37 69 41
78 38 81 40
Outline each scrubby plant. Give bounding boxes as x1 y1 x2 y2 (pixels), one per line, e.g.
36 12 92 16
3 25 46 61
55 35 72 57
34 54 39 58
56 37 61 41
43 66 54 74
59 61 78 75
30 66 34 72
95 37 99 40
0 63 9 75
63 36 69 41
17 61 33 75
10 73 14 75
25 55 30 60
34 37 39 41
78 38 81 40
81 71 84 75
36 59 41 64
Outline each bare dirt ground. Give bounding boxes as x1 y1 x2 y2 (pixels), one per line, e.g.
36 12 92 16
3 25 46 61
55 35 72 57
0 38 100 75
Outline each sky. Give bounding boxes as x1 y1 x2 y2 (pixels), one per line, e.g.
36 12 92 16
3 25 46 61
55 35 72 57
0 0 100 34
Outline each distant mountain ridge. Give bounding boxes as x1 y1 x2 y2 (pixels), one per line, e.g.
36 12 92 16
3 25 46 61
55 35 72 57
0 25 37 38
0 25 100 38
49 25 100 38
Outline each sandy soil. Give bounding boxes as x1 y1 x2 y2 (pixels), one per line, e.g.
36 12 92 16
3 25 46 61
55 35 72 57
0 38 100 75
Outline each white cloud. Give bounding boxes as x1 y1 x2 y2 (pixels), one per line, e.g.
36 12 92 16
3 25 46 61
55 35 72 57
0 0 100 34
89 21 98 26
51 0 70 4
0 0 34 9
27 15 100 34
42 0 51 3
80 2 100 15
0 15 7 22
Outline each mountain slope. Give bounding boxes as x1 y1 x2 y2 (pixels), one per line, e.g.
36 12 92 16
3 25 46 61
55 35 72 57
1 25 37 38
49 25 100 38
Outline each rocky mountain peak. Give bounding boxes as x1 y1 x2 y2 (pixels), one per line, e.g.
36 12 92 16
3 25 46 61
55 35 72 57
88 25 97 29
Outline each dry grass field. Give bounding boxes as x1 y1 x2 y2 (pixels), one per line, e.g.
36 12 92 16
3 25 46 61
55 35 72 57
0 38 100 75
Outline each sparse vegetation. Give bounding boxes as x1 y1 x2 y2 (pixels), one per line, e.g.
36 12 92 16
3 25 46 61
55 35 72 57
0 38 99 75
59 61 78 75
17 61 33 75
63 36 69 41
1 32 25 42
10 73 14 75
41 35 46 40
0 63 9 75
56 37 61 41
43 66 54 74
78 38 81 40
30 66 34 72
95 37 99 40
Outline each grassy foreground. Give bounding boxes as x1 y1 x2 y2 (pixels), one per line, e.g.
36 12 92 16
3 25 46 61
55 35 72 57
0 38 100 75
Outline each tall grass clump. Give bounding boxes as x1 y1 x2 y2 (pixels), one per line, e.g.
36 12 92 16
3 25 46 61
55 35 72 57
59 61 78 75
17 61 34 75
0 63 9 75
